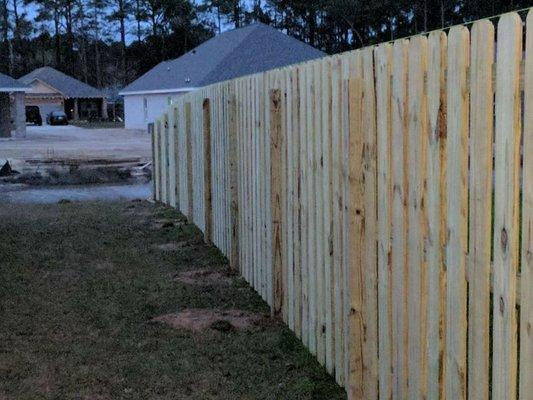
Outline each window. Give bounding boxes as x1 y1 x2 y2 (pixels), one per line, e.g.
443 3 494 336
143 98 148 121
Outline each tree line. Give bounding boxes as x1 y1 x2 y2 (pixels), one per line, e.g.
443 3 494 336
0 0 530 90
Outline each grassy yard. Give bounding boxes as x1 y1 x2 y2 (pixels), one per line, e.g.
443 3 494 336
0 201 345 400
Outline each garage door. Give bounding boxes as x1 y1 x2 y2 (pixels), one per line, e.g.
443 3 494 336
38 103 63 124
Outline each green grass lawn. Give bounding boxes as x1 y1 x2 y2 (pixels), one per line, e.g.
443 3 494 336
0 201 345 400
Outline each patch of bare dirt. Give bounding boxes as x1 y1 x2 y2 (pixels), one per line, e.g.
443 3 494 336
21 366 56 396
151 219 185 230
152 242 188 252
94 261 114 271
172 268 233 286
43 269 81 284
37 367 56 395
151 309 273 333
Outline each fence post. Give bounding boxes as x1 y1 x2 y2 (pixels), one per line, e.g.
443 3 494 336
203 98 213 244
228 93 239 270
185 102 193 222
270 89 283 316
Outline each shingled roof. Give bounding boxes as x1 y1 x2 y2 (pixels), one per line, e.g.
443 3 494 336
19 67 103 98
0 72 27 92
121 23 325 95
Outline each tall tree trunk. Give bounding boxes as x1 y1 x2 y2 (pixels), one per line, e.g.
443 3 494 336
233 1 240 27
12 0 18 71
65 1 74 75
54 9 61 68
118 0 126 83
1 0 13 75
93 1 101 87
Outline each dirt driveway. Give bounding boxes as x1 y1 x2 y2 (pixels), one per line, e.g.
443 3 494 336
0 125 151 162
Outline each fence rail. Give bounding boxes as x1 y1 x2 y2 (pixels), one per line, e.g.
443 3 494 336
153 10 532 400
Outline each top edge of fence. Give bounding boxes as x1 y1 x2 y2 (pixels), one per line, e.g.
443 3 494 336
160 6 533 113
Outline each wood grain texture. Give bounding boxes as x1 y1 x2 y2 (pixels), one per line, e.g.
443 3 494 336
331 56 344 384
153 119 160 202
374 42 393 400
407 35 429 400
468 20 494 400
492 12 521 400
347 50 364 400
270 89 283 316
390 38 409 400
445 25 469 400
426 30 447 400
185 102 193 222
520 10 533 400
203 99 213 244
361 46 378 399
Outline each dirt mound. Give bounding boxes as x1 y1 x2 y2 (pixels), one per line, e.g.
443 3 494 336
152 309 272 332
173 268 233 286
94 261 114 271
151 219 185 230
152 242 187 252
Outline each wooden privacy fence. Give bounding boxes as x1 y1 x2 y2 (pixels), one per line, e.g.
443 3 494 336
152 11 533 400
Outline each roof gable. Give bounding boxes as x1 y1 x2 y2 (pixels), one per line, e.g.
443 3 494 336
121 23 325 95
18 67 102 98
25 78 64 96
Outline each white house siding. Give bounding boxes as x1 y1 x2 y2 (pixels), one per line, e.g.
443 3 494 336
123 92 188 130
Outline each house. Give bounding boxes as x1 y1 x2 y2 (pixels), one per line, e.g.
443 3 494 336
18 67 107 122
0 73 27 138
120 23 325 130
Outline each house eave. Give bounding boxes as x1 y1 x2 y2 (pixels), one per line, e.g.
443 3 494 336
0 87 27 92
119 87 198 96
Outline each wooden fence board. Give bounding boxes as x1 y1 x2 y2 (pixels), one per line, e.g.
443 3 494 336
426 30 447 400
292 66 302 339
467 20 494 400
185 102 193 222
203 99 213 244
172 106 180 208
407 35 429 400
492 12 521 400
153 119 160 202
270 88 283 315
321 57 334 374
520 10 533 400
347 50 364 400
390 39 409 400
374 42 393 400
361 46 378 399
445 26 469 400
331 55 344 384
314 60 326 365
299 64 309 347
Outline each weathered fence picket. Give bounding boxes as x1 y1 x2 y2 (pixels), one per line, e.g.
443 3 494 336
152 11 533 399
